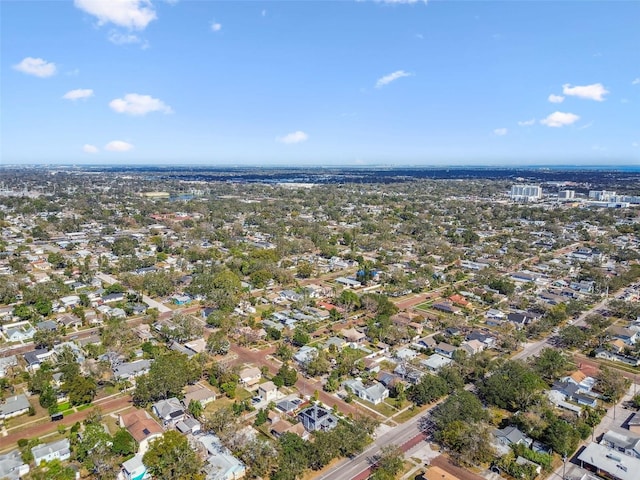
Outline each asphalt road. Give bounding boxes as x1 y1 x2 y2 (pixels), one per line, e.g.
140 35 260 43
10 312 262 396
318 401 441 480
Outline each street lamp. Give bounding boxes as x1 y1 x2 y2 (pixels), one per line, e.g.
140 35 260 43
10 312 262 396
562 454 567 480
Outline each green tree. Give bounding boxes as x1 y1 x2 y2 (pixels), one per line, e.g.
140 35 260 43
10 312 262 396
111 428 136 456
596 367 630 402
438 421 496 466
64 375 97 405
559 326 588 349
292 327 310 347
432 390 488 430
530 348 570 384
478 360 546 411
143 431 204 480
407 374 448 406
273 364 298 387
188 400 204 419
254 408 268 426
371 444 404 480
273 432 311 480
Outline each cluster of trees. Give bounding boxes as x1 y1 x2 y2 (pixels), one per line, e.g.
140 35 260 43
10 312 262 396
73 415 137 479
207 405 378 480
133 351 202 406
28 347 97 414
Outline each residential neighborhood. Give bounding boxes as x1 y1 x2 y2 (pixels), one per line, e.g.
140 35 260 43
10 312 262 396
0 168 639 480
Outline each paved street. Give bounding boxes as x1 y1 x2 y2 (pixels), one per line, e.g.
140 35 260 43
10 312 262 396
95 272 172 313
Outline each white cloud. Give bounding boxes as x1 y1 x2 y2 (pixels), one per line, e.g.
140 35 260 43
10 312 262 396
632 142 639 148
13 57 57 77
517 118 536 127
276 131 309 144
632 78 640 85
261 9 267 16
562 83 609 101
74 0 156 30
493 128 508 136
375 70 412 88
211 22 222 32
108 30 143 45
548 94 564 103
63 89 94 101
540 111 580 128
105 140 134 151
83 144 99 154
109 93 173 115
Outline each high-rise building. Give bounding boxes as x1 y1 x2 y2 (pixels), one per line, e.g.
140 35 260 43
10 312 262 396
510 184 542 201
588 190 616 201
558 190 575 200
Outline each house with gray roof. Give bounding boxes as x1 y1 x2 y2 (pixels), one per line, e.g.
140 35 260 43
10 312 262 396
601 429 640 458
0 355 17 377
0 449 30 480
298 405 338 432
113 359 151 380
492 426 532 455
152 397 184 424
577 442 640 480
293 345 317 365
0 394 30 420
343 379 389 405
199 434 246 480
32 439 71 466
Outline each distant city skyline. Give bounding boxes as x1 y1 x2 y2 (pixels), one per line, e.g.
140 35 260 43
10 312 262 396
2 1 639 166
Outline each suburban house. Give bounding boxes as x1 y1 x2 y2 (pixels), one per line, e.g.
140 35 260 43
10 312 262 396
176 417 201 435
0 394 31 420
492 426 532 455
239 367 262 387
460 339 485 356
0 449 30 480
183 384 217 407
31 439 71 466
293 346 317 365
432 302 461 314
421 354 453 372
600 429 640 458
23 348 55 372
560 371 597 394
0 355 18 377
199 434 246 480
434 342 457 359
120 409 164 455
340 328 366 344
343 379 389 405
113 359 152 381
258 381 278 402
577 442 640 480
298 405 338 432
607 326 638 346
121 454 147 480
548 381 598 409
152 397 185 424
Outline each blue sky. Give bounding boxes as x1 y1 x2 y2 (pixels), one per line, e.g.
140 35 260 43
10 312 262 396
2 0 639 166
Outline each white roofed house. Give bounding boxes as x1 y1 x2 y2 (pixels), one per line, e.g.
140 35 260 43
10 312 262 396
199 434 246 480
113 359 152 381
0 355 17 377
31 439 71 466
0 394 31 420
343 379 389 405
239 366 262 387
0 449 30 480
152 397 185 425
